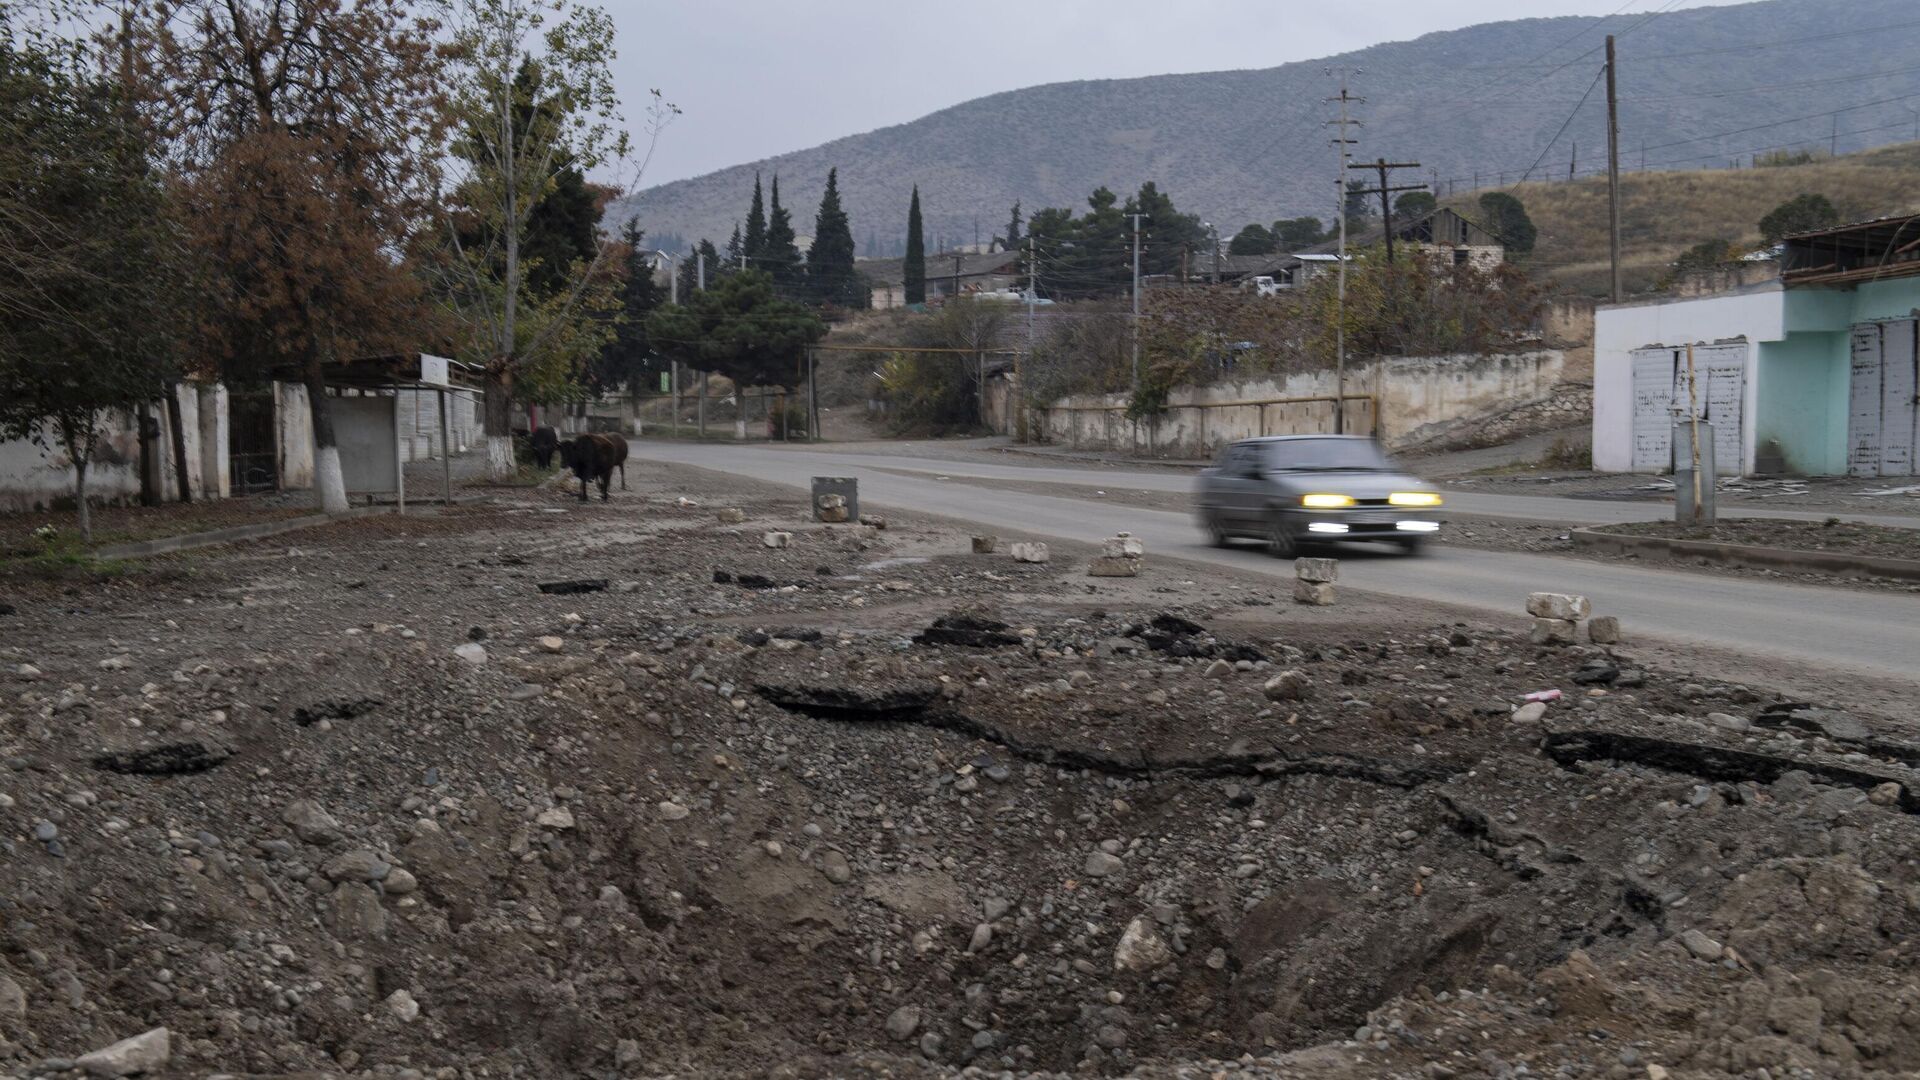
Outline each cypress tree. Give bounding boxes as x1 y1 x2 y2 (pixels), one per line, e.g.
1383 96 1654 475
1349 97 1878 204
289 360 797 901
806 167 862 308
724 222 743 273
904 186 926 305
1002 201 1022 253
743 173 767 261
763 174 802 295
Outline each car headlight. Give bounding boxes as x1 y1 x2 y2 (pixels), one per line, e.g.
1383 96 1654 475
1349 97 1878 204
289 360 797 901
1388 491 1443 507
1301 493 1356 509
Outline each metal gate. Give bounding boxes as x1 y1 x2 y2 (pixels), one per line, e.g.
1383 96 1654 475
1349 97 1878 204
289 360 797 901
1848 318 1919 477
1629 342 1745 474
228 390 279 494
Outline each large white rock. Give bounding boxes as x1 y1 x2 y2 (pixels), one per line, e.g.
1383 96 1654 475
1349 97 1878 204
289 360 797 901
1102 532 1145 558
75 1027 170 1077
1529 618 1578 646
1526 592 1591 620
1112 916 1174 972
1010 542 1050 564
1293 557 1338 583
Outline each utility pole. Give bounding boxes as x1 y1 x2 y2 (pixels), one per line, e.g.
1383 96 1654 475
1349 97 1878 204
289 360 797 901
1347 158 1424 262
1605 34 1623 303
952 253 964 302
1326 70 1363 434
1130 212 1144 394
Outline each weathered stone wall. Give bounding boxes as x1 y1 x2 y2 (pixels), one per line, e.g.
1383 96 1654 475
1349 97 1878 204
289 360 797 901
1033 350 1573 458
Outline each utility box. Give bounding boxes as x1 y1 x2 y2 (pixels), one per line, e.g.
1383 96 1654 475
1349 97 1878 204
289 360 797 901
812 476 858 523
1674 421 1716 525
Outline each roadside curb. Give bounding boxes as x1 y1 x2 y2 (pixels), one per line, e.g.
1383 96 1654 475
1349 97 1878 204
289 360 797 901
1570 525 1920 582
94 506 402 560
991 444 1208 471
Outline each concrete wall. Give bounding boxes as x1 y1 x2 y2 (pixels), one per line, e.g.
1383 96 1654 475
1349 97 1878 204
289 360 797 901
1592 285 1782 474
0 384 212 513
1034 350 1566 458
277 383 315 491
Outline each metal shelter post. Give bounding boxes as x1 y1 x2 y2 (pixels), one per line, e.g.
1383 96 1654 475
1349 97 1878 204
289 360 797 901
437 388 452 506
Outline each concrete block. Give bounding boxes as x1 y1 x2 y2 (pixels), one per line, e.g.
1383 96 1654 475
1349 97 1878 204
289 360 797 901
1293 580 1335 606
716 508 745 524
762 531 792 549
1526 592 1591 621
810 476 858 521
1010 542 1050 564
815 493 850 524
1529 617 1578 645
1587 615 1621 644
1102 532 1145 559
1294 557 1338 583
1087 556 1140 577
971 535 998 554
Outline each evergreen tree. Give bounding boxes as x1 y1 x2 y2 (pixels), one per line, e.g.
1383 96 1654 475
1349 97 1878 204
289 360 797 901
904 186 927 305
1394 190 1437 219
806 167 864 308
1759 193 1839 243
675 238 722 299
1272 216 1327 249
1477 191 1537 255
1000 202 1022 252
762 174 803 295
743 173 767 262
1229 223 1277 255
594 217 670 392
1126 181 1208 277
646 269 826 391
723 223 743 273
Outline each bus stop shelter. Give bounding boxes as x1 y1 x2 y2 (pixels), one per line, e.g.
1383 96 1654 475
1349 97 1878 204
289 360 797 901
272 354 482 509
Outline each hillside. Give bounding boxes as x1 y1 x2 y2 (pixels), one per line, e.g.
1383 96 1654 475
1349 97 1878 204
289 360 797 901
618 0 1920 256
1468 141 1920 295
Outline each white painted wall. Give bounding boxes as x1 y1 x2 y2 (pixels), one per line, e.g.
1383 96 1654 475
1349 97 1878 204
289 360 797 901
0 383 211 513
1592 285 1783 474
1036 351 1567 458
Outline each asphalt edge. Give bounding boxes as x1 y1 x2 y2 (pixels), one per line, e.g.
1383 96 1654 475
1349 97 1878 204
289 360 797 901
1570 526 1920 582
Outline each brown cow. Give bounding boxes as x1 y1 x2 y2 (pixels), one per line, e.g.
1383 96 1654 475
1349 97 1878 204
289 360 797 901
557 434 628 502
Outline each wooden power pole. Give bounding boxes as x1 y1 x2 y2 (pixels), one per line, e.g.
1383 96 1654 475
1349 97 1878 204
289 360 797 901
1347 158 1425 262
1606 34 1623 303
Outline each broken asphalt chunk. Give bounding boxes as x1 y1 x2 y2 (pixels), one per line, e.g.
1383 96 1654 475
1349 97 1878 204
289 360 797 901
93 740 232 776
537 578 609 595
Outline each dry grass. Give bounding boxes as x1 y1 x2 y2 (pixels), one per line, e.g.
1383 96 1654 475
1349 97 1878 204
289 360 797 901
1445 142 1920 296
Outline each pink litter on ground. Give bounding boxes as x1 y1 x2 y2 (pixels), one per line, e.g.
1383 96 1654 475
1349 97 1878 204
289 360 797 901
1524 689 1563 703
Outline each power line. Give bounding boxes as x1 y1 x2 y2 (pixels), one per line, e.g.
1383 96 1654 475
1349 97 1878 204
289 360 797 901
1639 90 1920 153
1512 65 1608 188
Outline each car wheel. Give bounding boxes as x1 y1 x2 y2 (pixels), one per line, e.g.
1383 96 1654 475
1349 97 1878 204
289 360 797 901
1265 516 1296 559
1396 537 1427 556
1204 513 1231 547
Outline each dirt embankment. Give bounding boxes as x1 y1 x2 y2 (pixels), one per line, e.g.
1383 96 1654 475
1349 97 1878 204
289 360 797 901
1 460 1917 1079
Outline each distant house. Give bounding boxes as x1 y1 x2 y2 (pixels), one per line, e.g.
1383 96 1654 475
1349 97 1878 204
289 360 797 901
857 250 1022 309
1592 214 1920 477
1317 207 1506 270
1174 251 1344 292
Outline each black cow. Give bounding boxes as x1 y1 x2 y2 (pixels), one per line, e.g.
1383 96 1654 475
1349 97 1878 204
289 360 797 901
558 434 629 502
529 426 559 469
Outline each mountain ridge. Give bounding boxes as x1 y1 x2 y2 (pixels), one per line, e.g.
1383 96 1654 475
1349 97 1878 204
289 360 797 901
619 0 1920 256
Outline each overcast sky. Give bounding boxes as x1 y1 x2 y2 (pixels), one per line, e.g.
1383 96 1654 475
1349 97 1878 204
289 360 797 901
617 0 1740 187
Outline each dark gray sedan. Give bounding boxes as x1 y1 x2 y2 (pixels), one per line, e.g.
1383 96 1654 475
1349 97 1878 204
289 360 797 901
1194 435 1443 556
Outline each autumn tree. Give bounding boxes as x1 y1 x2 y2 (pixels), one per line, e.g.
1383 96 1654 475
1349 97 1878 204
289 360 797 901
140 0 447 513
0 19 181 540
438 0 675 475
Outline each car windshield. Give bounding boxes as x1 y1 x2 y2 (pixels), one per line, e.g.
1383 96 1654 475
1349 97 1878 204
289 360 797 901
1265 438 1390 472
